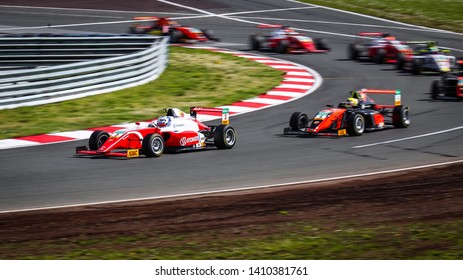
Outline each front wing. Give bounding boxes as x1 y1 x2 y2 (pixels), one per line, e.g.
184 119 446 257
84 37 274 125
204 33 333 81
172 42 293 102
76 146 141 158
283 127 348 137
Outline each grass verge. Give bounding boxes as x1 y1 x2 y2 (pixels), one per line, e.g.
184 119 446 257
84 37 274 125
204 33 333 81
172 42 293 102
2 220 463 259
300 0 463 33
0 46 283 140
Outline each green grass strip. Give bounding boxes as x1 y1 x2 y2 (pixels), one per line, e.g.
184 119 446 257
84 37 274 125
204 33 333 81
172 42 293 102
300 0 463 33
0 47 283 140
3 220 463 259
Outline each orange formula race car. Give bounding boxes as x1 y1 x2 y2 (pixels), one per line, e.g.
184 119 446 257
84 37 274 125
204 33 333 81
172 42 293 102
284 89 411 137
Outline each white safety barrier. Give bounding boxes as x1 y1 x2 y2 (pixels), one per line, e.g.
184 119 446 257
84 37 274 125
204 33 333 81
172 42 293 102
0 34 169 109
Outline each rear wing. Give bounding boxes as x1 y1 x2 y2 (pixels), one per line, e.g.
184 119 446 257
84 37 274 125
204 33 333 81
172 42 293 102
190 107 230 124
133 16 159 21
359 89 402 108
357 32 386 37
405 40 435 45
257 24 282 29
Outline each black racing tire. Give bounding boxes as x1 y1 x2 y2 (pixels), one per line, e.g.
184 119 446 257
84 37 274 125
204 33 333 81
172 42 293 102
392 105 412 128
249 34 259 50
128 26 145 34
88 130 110 150
276 40 289 54
314 38 330 51
214 125 236 149
289 112 309 131
202 29 220 41
374 48 386 64
142 133 164 157
396 53 405 70
347 43 358 60
346 114 365 136
169 29 183 43
412 59 422 75
127 27 136 34
431 80 440 100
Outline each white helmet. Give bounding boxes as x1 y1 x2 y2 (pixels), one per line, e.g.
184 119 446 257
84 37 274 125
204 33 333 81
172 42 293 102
156 116 171 127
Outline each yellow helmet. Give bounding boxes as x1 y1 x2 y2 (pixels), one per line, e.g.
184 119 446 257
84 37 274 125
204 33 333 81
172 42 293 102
346 97 358 107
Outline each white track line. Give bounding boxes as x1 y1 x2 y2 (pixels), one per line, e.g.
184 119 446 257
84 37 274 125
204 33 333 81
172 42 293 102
286 0 463 36
2 159 463 214
353 126 463 149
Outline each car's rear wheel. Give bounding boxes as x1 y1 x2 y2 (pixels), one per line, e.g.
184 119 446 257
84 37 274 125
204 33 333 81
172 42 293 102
142 133 164 157
374 49 386 64
396 53 405 70
347 43 359 60
289 112 309 131
412 59 422 75
214 125 236 149
392 105 412 128
249 35 260 50
346 114 365 136
88 130 110 150
314 38 330 51
202 29 219 41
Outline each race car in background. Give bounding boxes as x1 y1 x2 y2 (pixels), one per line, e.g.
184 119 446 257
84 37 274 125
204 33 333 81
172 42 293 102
76 107 236 158
347 32 413 63
396 41 457 75
249 24 330 54
284 89 411 137
430 72 463 100
128 16 220 43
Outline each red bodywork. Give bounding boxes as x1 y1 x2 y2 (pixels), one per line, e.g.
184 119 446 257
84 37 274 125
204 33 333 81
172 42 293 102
250 24 330 54
129 16 216 43
76 107 229 158
350 32 413 63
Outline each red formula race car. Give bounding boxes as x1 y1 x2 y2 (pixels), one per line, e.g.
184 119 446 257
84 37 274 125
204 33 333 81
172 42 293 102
347 32 413 64
128 16 220 43
249 24 330 54
76 107 236 158
284 89 411 137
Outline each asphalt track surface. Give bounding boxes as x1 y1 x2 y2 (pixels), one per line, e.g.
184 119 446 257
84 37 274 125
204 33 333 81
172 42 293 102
0 0 462 212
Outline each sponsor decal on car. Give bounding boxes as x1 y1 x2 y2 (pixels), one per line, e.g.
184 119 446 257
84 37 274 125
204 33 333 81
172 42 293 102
127 149 139 158
179 136 198 146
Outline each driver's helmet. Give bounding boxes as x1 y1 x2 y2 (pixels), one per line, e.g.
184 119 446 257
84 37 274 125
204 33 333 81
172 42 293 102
156 116 171 127
350 90 362 99
345 97 359 108
428 42 439 53
282 25 295 33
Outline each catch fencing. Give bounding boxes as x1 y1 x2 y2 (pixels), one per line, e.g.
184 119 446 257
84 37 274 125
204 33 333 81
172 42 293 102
0 34 169 109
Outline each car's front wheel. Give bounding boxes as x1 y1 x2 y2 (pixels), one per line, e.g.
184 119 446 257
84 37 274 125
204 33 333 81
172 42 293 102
346 114 365 136
289 112 309 132
142 133 164 157
88 130 110 150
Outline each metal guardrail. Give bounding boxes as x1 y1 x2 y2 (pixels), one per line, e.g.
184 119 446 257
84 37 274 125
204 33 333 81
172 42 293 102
0 34 169 109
